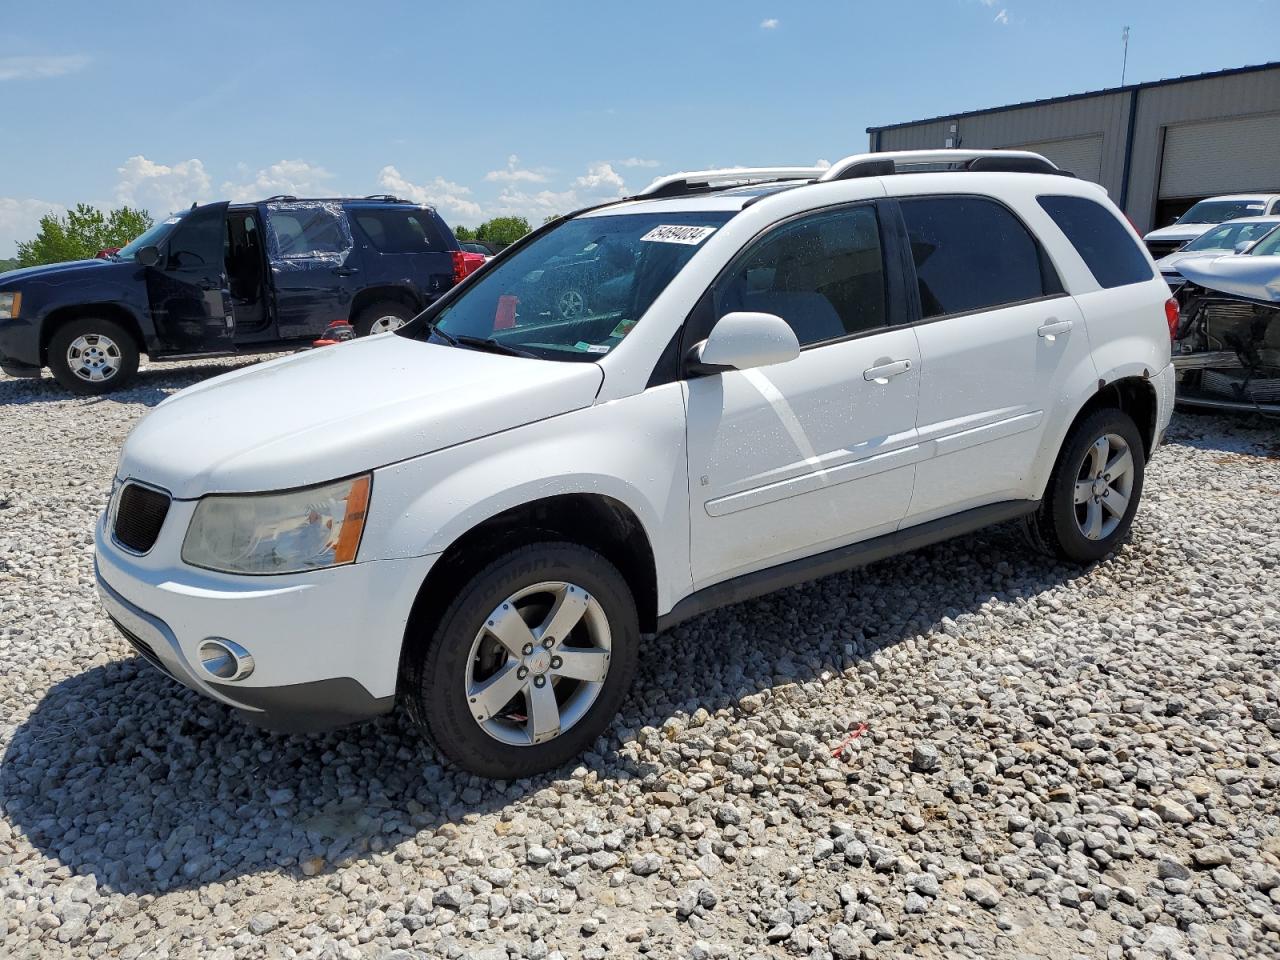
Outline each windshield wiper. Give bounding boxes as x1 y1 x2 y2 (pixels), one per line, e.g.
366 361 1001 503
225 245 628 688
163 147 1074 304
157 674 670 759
425 322 459 346
453 335 539 359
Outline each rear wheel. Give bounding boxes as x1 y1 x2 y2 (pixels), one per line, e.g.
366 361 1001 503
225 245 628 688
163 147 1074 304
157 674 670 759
48 317 140 395
1025 407 1145 563
354 300 414 337
402 542 638 779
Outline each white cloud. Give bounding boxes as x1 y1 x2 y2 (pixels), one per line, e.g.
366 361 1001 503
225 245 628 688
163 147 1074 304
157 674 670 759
484 154 548 184
573 162 626 194
0 55 89 82
979 0 996 5
760 18 779 29
490 186 583 221
376 165 483 220
0 197 66 258
114 155 212 216
221 159 334 202
994 8 1009 24
618 157 660 168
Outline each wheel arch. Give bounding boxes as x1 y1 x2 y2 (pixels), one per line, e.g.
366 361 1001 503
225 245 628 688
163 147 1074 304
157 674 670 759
398 492 660 679
348 286 424 324
40 303 148 366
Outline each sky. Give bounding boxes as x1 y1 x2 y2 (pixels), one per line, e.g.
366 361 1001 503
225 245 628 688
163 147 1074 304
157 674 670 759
0 0 1276 256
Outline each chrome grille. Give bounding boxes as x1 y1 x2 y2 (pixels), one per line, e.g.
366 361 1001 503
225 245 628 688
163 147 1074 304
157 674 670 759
113 483 171 554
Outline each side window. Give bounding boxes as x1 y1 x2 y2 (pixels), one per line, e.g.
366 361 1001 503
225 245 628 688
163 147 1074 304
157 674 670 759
166 208 225 270
354 208 447 253
900 196 1059 319
1037 194 1155 289
264 202 354 266
715 205 887 347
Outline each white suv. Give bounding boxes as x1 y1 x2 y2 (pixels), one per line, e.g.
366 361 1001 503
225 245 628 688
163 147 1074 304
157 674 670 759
96 150 1177 778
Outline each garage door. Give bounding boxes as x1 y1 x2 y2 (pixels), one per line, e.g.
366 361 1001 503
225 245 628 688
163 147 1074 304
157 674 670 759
1010 135 1104 182
1159 113 1280 198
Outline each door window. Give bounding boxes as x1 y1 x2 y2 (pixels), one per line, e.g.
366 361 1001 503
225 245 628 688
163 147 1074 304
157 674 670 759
715 205 886 346
899 196 1060 318
166 207 225 270
263 201 353 268
354 208 448 253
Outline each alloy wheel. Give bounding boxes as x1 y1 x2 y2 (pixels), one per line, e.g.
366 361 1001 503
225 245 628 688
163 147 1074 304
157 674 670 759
368 315 406 335
556 289 586 320
464 581 611 747
66 334 122 383
1073 432 1135 541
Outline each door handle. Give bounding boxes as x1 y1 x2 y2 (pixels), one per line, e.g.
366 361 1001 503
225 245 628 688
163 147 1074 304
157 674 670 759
863 359 913 383
1037 319 1073 340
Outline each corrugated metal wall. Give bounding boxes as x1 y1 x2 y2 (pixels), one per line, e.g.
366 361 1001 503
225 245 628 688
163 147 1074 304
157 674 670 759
870 66 1280 232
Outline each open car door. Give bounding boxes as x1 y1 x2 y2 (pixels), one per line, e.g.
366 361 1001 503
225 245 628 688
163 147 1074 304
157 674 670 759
146 202 234 355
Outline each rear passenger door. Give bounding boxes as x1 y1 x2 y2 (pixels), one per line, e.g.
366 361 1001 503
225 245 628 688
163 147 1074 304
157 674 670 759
896 195 1094 523
685 203 923 587
263 201 363 340
350 206 458 306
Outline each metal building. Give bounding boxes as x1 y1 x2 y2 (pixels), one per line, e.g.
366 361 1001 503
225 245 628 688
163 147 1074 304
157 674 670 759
867 61 1280 233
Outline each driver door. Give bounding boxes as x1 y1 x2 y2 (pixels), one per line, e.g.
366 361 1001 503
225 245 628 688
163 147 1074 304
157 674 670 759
146 202 234 354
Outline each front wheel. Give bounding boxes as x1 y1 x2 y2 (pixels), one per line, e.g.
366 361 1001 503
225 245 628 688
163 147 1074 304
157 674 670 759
1025 407 1146 563
401 542 639 779
48 318 140 395
354 301 414 337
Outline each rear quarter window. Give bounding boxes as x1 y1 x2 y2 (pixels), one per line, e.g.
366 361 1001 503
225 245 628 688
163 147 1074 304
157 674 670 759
1037 195 1154 289
354 208 448 254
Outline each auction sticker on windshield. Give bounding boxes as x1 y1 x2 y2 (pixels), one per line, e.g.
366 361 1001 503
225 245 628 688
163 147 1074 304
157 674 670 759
640 224 718 245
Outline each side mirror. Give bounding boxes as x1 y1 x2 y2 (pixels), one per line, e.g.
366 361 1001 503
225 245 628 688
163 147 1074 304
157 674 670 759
692 312 800 373
1234 241 1252 254
135 245 161 267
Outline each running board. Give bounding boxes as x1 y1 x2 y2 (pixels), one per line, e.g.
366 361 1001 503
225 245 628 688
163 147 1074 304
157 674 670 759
655 499 1040 633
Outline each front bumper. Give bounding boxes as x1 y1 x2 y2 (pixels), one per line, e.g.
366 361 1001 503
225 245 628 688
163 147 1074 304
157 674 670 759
94 508 438 732
0 317 41 372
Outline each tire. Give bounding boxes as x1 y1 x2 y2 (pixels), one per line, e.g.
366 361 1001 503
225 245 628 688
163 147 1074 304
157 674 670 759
48 317 140 395
402 542 639 779
1024 407 1146 563
353 301 414 337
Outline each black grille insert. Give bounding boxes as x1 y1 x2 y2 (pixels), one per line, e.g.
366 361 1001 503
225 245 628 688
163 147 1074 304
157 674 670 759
108 615 174 678
114 483 171 553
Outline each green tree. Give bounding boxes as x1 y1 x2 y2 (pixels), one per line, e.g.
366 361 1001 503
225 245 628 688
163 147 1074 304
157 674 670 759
16 204 154 267
475 216 531 248
0 258 19 275
453 224 476 242
542 214 560 225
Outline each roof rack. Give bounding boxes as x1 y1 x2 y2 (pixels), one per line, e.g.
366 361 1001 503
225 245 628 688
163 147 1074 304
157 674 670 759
820 149 1069 181
362 194 411 203
637 166 829 198
262 194 299 202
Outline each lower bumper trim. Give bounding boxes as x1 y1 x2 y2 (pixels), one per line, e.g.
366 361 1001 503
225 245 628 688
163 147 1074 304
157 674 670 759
0 359 41 378
208 677 395 734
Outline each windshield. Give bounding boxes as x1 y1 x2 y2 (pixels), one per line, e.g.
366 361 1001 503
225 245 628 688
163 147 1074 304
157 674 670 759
1247 225 1280 257
420 211 734 361
1176 199 1269 225
116 214 185 260
1183 220 1280 252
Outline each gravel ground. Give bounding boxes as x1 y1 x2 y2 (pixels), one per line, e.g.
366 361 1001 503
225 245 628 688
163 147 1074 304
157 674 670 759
1 359 1278 960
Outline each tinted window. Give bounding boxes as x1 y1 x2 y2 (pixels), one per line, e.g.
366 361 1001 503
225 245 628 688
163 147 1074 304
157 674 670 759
355 208 447 253
900 197 1057 319
1037 195 1154 289
166 208 224 270
715 204 886 346
1176 199 1269 224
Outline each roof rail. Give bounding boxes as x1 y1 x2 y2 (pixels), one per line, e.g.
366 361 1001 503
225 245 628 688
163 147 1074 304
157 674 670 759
363 194 410 202
820 149 1065 181
638 166 828 198
262 194 300 202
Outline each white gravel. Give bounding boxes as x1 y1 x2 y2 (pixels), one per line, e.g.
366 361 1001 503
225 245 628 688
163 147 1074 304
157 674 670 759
1 360 1278 960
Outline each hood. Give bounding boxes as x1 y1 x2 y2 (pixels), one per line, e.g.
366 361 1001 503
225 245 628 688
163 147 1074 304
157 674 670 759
119 335 604 498
0 258 118 285
1155 249 1229 274
1177 255 1280 304
1143 223 1214 244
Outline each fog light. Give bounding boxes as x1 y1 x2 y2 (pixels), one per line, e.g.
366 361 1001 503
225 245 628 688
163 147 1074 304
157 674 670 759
199 638 254 682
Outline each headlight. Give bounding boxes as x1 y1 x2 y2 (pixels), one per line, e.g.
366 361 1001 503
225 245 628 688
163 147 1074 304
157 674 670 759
0 291 20 319
182 474 371 575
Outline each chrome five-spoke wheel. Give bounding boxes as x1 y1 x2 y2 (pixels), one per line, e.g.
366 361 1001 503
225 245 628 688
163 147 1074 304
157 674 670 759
464 581 611 747
368 315 407 335
67 333 122 383
1073 432 1134 541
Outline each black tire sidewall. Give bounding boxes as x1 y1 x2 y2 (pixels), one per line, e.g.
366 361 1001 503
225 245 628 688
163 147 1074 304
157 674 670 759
408 542 638 780
354 301 414 337
48 318 140 395
1047 408 1146 563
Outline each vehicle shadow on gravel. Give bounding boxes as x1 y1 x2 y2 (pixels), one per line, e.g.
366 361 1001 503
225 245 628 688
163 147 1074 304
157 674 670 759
1 520 1088 897
0 359 273 409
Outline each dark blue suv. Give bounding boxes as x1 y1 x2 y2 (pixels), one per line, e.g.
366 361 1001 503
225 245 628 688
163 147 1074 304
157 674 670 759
0 196 467 393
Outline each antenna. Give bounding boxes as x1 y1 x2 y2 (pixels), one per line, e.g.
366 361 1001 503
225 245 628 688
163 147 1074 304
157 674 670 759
1121 26 1130 85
